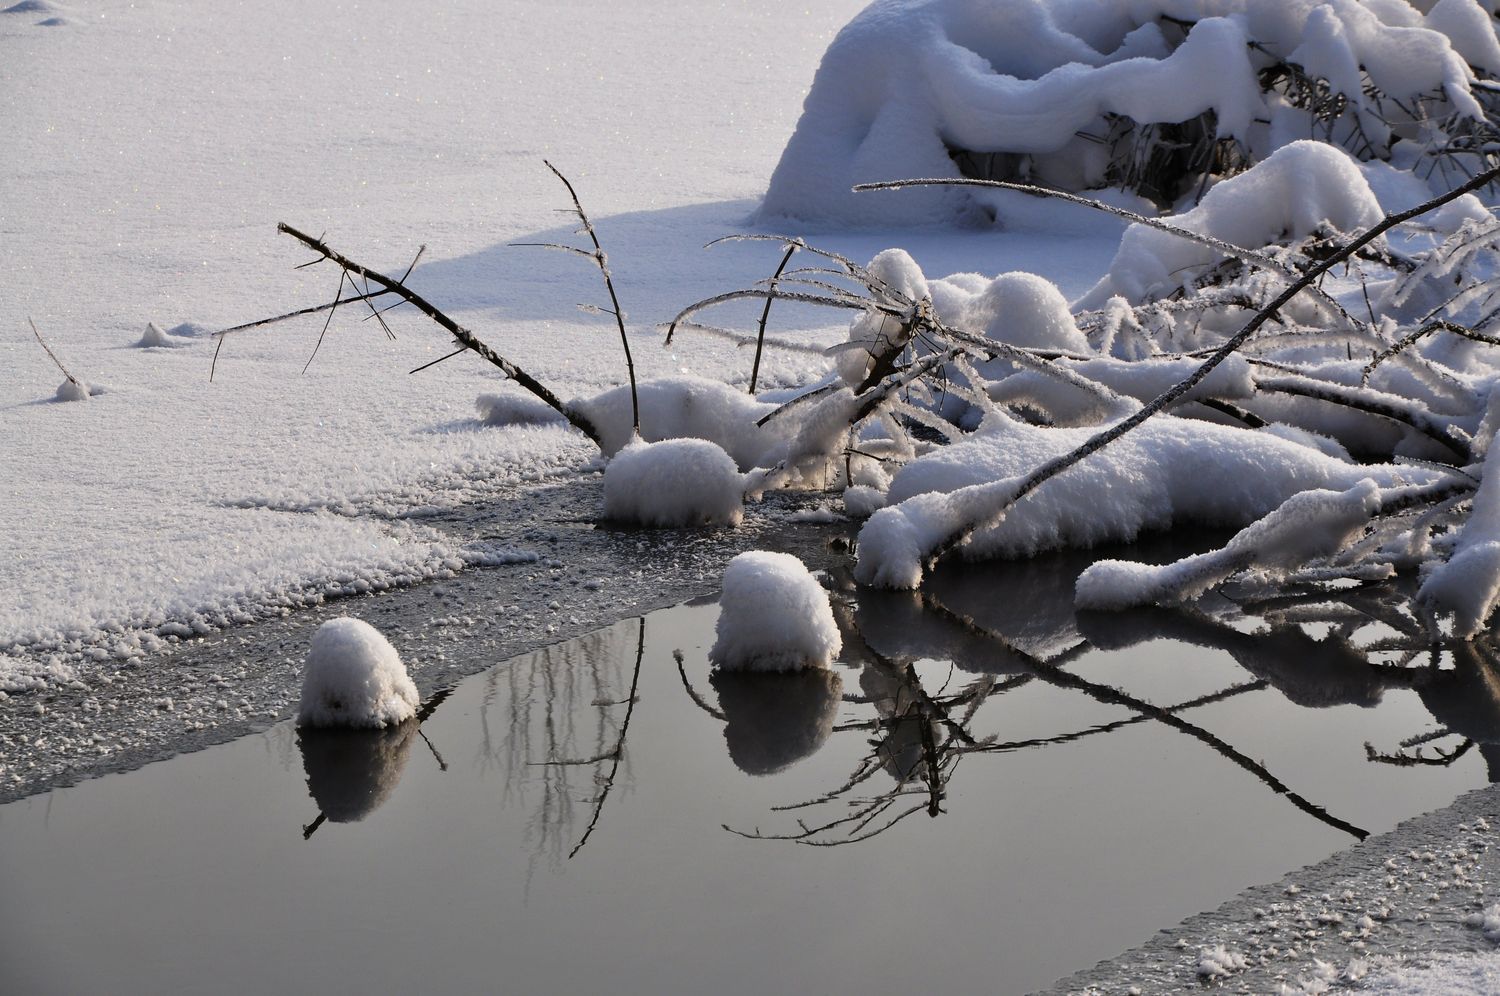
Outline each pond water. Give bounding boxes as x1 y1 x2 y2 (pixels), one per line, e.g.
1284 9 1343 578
3 546 1497 995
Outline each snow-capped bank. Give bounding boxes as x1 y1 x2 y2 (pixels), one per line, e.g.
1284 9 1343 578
760 0 1496 227
710 552 841 671
297 617 418 728
602 437 745 527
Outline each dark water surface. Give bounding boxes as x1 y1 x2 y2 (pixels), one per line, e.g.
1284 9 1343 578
2 553 1495 995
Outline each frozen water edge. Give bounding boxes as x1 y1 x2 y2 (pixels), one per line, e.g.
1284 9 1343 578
0 474 850 805
1043 782 1500 994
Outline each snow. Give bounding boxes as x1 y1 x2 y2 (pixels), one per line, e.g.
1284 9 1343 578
759 0 1490 227
709 551 841 671
1420 395 1500 636
1196 944 1249 979
1078 141 1385 307
602 437 745 528
296 617 418 729
854 412 1435 589
52 377 90 402
1075 480 1383 610
1350 951 1500 994
137 322 185 349
932 270 1091 353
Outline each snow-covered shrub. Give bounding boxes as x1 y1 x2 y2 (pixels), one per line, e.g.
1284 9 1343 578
710 667 843 774
297 617 419 729
760 0 1500 226
602 437 744 527
710 551 842 671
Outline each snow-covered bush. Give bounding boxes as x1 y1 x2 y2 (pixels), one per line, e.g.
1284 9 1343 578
297 617 419 728
710 551 842 670
760 0 1500 226
602 437 745 527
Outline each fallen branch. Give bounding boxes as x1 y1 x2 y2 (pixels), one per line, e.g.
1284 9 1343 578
274 223 604 448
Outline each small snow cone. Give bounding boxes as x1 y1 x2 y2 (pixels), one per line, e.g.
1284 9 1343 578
297 617 419 728
710 551 841 671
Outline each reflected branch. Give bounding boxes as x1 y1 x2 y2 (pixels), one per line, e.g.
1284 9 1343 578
923 593 1371 841
566 616 647 859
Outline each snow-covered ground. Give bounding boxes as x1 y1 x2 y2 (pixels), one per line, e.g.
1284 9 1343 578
1 0 1125 693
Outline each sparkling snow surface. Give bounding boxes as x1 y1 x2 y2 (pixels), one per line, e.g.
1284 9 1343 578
1 0 1122 690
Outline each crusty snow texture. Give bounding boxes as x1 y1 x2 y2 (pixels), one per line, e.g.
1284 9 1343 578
297 617 419 729
710 551 842 671
760 0 1490 225
603 437 745 527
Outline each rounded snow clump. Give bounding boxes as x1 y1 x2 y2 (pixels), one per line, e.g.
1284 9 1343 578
603 437 744 527
475 391 566 426
54 378 91 402
297 617 419 728
711 667 843 774
936 271 1090 353
710 551 841 671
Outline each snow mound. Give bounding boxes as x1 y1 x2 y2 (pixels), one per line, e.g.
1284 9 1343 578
475 391 566 426
54 378 91 402
932 270 1090 353
855 414 1432 589
136 322 187 348
297 617 419 729
573 376 781 469
710 551 841 671
1079 141 1384 307
759 0 1487 226
3 1 65 13
711 667 843 774
1076 480 1381 610
602 437 744 527
1421 401 1500 637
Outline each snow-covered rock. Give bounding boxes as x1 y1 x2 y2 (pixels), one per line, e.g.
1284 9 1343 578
710 551 842 671
602 436 744 527
297 617 419 729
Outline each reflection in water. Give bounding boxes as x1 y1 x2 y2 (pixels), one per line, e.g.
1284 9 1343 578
297 688 452 838
710 668 843 775
298 724 417 834
287 544 1500 859
708 548 1500 848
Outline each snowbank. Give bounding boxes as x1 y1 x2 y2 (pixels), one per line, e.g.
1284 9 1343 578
759 0 1490 226
710 551 842 671
297 617 419 729
602 437 745 527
